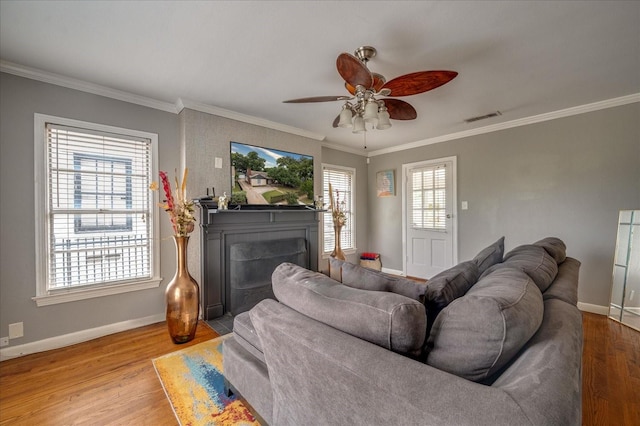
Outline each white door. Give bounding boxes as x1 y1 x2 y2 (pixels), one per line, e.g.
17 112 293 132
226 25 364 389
403 157 457 279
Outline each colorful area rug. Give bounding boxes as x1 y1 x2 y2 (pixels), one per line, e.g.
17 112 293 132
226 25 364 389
153 335 261 426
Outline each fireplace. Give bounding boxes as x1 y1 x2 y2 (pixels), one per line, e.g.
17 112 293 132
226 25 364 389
196 200 320 320
229 237 307 315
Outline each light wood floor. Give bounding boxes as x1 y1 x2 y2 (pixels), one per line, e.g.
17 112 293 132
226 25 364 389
1 314 638 425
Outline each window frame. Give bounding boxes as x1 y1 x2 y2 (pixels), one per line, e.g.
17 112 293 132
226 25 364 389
33 114 161 306
322 164 356 257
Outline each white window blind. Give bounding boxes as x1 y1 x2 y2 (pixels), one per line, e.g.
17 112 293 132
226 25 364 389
322 165 355 253
45 123 153 290
411 164 447 230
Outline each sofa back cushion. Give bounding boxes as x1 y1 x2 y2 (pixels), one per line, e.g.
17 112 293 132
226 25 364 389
426 267 544 382
486 244 558 293
533 237 567 264
273 262 426 356
329 257 427 302
472 237 505 275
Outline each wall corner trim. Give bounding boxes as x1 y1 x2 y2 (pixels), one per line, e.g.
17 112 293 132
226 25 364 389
177 98 326 141
0 60 178 114
577 302 609 316
0 313 165 361
367 93 640 157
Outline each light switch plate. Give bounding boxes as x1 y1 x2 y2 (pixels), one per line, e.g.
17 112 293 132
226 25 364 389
461 201 468 210
214 157 223 168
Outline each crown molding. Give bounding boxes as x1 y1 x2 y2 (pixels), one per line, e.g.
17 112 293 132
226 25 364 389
0 60 178 113
367 93 640 157
320 140 368 156
176 98 325 141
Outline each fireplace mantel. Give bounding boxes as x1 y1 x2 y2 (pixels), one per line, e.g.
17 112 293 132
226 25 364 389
196 200 322 319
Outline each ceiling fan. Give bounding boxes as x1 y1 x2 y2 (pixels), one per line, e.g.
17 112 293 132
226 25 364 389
283 46 458 134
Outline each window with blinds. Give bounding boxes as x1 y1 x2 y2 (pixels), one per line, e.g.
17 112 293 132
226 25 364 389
44 123 154 290
410 164 447 230
322 165 355 253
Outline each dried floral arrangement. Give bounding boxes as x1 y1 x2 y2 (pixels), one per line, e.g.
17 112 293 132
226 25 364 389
150 169 196 237
329 182 347 227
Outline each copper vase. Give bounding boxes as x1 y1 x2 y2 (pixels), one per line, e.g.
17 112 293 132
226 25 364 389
331 224 346 260
165 236 200 344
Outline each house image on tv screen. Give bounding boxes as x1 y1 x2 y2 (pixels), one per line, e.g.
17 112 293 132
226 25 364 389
230 141 314 206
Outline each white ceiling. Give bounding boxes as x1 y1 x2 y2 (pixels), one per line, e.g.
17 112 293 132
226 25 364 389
1 1 639 153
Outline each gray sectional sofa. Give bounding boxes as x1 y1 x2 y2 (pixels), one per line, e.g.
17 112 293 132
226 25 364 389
223 237 583 425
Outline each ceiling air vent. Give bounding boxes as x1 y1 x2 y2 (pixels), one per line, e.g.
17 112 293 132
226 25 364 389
464 111 502 123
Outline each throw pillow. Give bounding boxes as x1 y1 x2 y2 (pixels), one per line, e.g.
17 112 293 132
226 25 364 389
472 237 505 275
423 260 480 337
426 267 544 382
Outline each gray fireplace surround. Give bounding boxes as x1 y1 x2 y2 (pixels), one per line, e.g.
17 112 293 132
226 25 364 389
196 200 321 320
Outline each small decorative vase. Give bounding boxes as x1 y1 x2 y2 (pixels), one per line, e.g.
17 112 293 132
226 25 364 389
165 236 200 344
331 224 346 260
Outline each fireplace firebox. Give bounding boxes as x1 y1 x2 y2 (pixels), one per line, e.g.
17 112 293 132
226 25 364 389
196 200 321 320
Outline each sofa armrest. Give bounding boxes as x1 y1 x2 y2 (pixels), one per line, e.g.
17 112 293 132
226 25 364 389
250 299 533 426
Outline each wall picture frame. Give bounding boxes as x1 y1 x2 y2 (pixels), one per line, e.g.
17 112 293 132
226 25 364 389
376 169 395 197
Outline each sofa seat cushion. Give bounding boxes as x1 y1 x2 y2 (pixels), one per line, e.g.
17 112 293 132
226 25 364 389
273 262 426 356
472 237 505 275
426 267 544 382
424 260 480 336
232 311 265 363
483 244 559 293
329 257 427 302
534 237 567 264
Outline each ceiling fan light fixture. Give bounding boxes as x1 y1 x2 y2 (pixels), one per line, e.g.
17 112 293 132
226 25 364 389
338 105 354 128
363 99 379 123
352 115 366 133
377 107 392 130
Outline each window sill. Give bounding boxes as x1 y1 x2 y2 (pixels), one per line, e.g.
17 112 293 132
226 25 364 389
321 248 357 259
32 278 162 307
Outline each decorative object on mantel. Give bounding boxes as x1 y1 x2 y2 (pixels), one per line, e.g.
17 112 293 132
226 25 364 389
329 182 347 260
218 191 229 210
152 169 200 344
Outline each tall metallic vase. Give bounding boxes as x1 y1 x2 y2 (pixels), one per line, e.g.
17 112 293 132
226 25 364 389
331 224 346 260
166 236 200 344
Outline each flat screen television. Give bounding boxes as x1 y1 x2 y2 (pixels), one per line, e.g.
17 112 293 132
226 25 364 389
230 141 314 208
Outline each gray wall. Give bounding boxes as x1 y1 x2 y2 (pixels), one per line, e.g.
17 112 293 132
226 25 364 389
367 103 640 307
320 147 369 272
0 72 179 346
1 69 637 349
178 108 324 285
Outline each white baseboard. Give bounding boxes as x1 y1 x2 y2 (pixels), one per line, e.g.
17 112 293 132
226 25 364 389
577 302 609 316
382 267 405 276
0 313 165 362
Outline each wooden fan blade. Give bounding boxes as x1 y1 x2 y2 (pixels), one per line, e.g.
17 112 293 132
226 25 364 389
345 74 385 95
382 70 458 97
283 96 350 103
337 53 374 89
372 73 386 92
345 82 356 95
382 99 417 120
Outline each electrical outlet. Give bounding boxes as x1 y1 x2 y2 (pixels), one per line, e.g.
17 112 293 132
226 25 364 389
0 337 8 347
9 322 23 339
630 290 635 301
